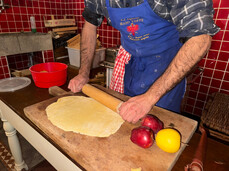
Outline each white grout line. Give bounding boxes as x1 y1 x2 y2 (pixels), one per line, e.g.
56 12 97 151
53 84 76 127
219 14 229 90
205 0 223 95
190 0 223 115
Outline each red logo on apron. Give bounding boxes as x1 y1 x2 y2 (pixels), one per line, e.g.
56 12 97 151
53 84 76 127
127 23 139 36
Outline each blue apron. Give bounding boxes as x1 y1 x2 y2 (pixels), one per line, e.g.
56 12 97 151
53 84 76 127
106 0 186 113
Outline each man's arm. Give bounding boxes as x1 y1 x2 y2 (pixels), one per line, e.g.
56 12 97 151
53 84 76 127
68 21 97 92
119 34 212 123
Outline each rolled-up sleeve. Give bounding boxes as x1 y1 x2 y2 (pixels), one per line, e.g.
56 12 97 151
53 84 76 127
82 0 105 26
169 0 220 37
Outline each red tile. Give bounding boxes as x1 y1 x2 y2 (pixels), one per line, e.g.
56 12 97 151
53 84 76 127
27 8 34 14
6 7 13 14
0 22 8 29
40 8 45 14
213 0 221 8
8 22 16 28
13 7 20 14
197 93 207 101
215 20 227 30
34 8 40 14
0 75 5 79
193 108 203 116
46 9 51 14
184 105 193 114
12 0 19 6
26 0 33 7
19 0 26 7
224 72 229 81
14 14 21 21
215 61 227 71
4 0 11 5
220 0 229 8
201 77 211 86
187 98 195 106
33 1 39 7
195 100 205 109
209 87 219 94
217 9 229 19
227 22 229 30
221 81 229 90
218 51 229 61
39 1 45 8
1 58 7 66
0 67 4 75
210 40 221 50
213 30 224 40
3 66 9 73
187 90 197 99
213 70 224 79
224 31 229 41
198 58 206 67
221 42 229 51
9 28 17 32
190 83 199 91
203 68 213 77
23 22 29 28
210 78 221 88
199 85 208 93
7 14 14 21
21 15 28 21
205 59 216 68
0 14 7 21
15 22 23 28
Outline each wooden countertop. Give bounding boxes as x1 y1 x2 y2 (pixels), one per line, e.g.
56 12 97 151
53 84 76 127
0 65 228 170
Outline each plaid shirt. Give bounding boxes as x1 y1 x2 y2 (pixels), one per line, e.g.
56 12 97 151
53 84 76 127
83 0 220 38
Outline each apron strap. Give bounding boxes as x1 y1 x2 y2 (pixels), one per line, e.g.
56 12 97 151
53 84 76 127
110 46 131 93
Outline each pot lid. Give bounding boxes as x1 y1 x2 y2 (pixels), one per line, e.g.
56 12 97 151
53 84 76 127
0 77 31 92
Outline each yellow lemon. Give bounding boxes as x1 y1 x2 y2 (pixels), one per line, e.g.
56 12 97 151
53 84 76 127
155 128 181 153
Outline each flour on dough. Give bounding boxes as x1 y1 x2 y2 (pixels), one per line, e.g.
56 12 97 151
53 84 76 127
46 96 124 137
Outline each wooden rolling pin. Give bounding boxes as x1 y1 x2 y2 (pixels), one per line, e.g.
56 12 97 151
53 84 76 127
49 84 123 113
184 126 207 171
82 84 123 112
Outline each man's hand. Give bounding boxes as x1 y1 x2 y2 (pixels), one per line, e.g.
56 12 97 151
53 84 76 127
68 74 89 93
119 94 154 123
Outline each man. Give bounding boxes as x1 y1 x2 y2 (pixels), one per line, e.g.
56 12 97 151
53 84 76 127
68 0 220 123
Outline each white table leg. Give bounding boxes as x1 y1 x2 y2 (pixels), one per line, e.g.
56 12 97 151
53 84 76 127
1 116 28 171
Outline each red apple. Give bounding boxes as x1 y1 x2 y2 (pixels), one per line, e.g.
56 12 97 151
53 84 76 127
130 126 154 148
141 114 164 134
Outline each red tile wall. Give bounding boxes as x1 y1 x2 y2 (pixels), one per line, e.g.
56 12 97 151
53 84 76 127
0 0 228 117
67 0 121 47
0 56 10 79
182 0 229 116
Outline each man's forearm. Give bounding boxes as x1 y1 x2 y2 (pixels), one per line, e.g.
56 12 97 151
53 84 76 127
79 21 97 77
146 34 212 104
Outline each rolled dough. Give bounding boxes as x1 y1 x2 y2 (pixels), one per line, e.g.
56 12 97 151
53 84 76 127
46 96 124 137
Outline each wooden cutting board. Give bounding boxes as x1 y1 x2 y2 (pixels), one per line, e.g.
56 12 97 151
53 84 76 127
24 85 197 171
